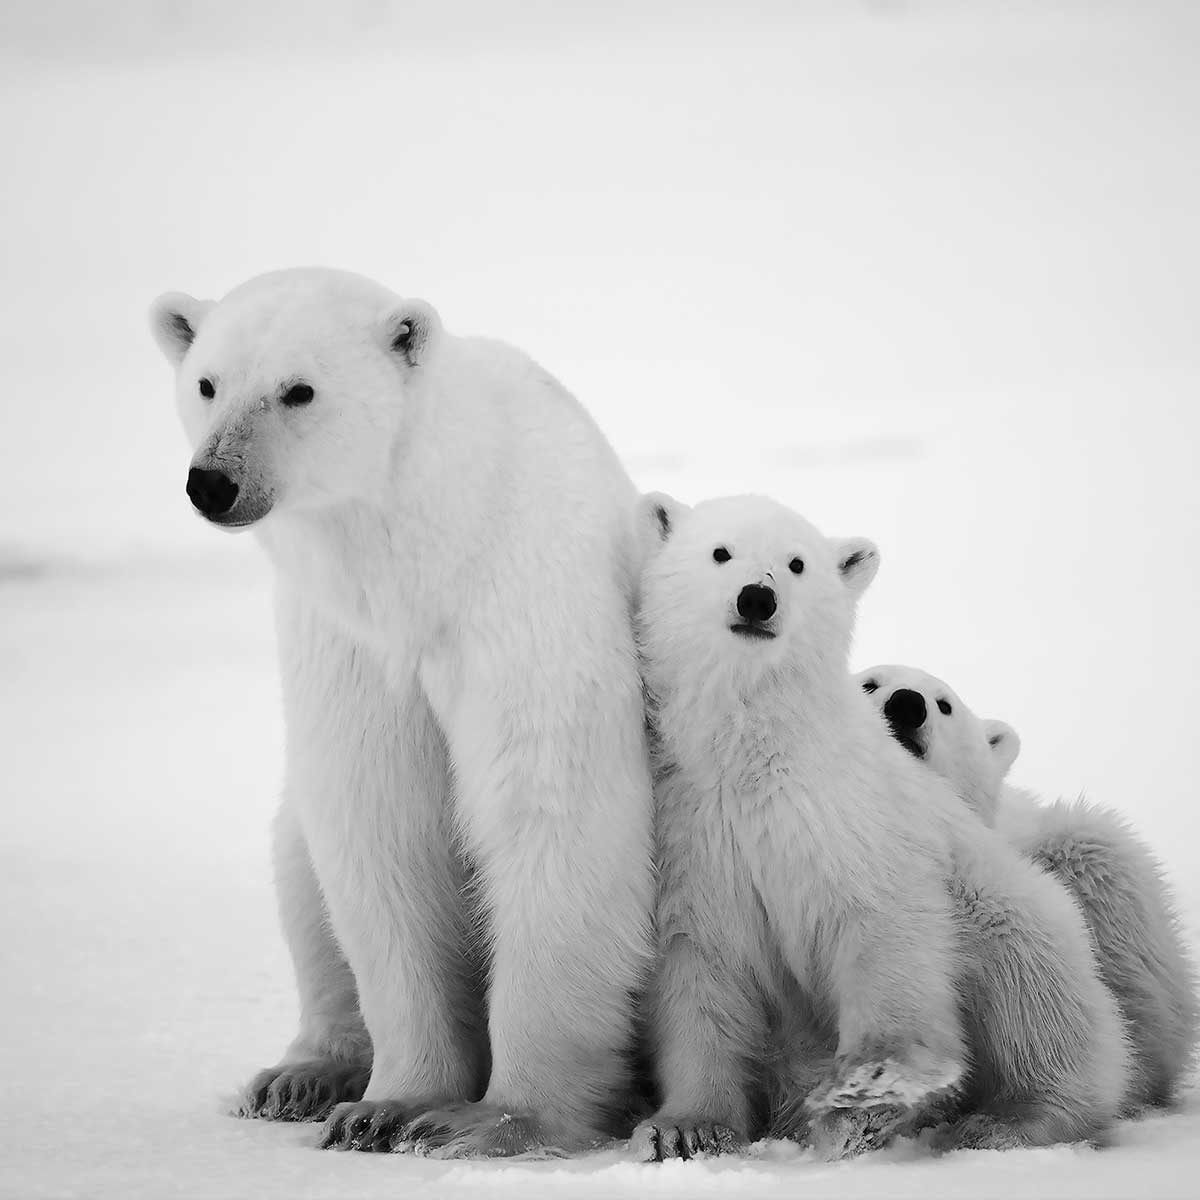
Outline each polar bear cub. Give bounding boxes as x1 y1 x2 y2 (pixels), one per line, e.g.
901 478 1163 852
860 663 1200 1110
633 493 1130 1159
149 268 655 1157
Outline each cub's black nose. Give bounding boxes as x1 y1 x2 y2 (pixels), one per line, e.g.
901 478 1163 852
186 467 239 517
883 688 927 732
736 583 777 623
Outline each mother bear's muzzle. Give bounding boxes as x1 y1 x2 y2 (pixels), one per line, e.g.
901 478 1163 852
186 466 239 517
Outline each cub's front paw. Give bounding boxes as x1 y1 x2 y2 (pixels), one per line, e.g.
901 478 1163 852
396 1102 571 1158
235 1060 370 1122
319 1099 423 1151
630 1115 744 1161
807 1104 907 1160
807 1050 962 1111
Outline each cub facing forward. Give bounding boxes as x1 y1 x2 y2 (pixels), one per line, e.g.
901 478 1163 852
634 493 1130 1159
861 663 1199 1110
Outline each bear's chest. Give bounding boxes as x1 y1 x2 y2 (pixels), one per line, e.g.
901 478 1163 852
708 750 841 870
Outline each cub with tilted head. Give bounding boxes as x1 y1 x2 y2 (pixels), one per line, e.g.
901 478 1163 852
149 268 655 1158
861 663 1199 1113
632 492 1130 1160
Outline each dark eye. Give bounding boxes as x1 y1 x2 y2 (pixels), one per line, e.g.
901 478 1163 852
713 547 731 564
862 679 878 693
937 699 952 715
281 383 314 407
198 378 215 399
788 557 805 575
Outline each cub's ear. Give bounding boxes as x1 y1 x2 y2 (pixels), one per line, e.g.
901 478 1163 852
149 292 214 365
983 719 1021 776
379 299 441 367
636 491 689 559
835 537 879 594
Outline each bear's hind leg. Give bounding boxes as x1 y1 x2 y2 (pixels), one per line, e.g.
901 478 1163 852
953 854 1131 1147
631 832 771 1161
235 804 370 1122
1029 804 1199 1109
928 1102 1103 1153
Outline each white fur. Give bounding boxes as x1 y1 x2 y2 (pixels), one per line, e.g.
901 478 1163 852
634 495 1130 1161
861 663 1200 1111
149 268 655 1156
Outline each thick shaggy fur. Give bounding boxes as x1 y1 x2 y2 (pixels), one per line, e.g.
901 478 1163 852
1002 794 1199 1109
861 664 1200 1111
149 269 655 1156
633 494 1130 1161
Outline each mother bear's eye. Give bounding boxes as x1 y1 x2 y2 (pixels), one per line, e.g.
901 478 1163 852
788 557 805 575
281 383 315 407
713 547 732 564
198 378 215 399
937 698 953 715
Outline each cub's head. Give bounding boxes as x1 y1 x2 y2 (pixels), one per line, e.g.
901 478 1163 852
149 267 441 530
637 492 878 693
856 663 1019 824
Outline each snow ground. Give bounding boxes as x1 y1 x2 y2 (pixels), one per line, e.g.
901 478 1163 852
2 2 1199 1197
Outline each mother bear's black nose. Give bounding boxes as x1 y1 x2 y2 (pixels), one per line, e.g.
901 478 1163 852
883 688 927 732
736 583 777 623
187 467 239 516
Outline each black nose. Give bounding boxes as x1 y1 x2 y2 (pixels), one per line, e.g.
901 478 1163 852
186 467 239 517
883 688 927 732
736 584 777 623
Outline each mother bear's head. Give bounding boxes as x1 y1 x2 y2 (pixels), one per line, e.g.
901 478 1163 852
149 268 440 530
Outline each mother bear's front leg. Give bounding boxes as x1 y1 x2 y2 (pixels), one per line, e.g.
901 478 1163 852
282 616 489 1152
402 646 657 1157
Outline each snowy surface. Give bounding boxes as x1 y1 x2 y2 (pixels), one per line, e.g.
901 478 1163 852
2 2 1199 1197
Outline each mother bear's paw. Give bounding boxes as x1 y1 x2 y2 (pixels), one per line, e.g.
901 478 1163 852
395 1101 579 1158
235 1060 370 1122
318 1099 431 1151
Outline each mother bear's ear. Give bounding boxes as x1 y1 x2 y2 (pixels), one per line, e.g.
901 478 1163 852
149 292 214 365
637 491 689 558
378 299 441 367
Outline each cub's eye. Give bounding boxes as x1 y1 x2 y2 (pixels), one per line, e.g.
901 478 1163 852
281 383 314 407
198 378 215 399
937 699 952 715
712 546 731 564
862 679 878 693
788 557 805 575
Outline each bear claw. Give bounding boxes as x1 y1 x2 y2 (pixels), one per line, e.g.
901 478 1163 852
235 1061 370 1123
319 1100 416 1151
631 1116 742 1161
395 1102 567 1158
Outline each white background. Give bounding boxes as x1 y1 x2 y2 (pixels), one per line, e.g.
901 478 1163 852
1 2 1197 1197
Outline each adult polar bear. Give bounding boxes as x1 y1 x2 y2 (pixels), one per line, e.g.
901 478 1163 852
149 268 655 1156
